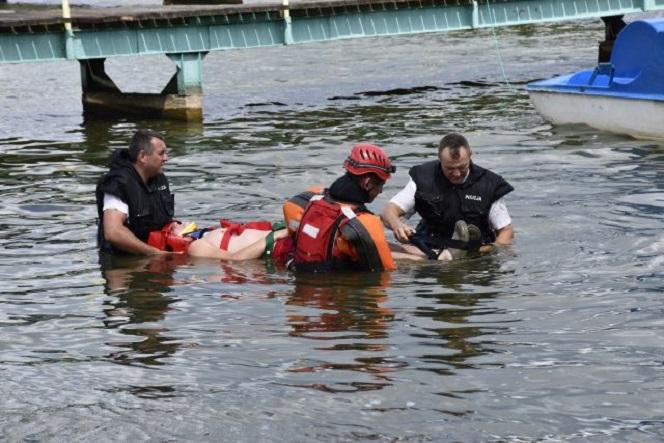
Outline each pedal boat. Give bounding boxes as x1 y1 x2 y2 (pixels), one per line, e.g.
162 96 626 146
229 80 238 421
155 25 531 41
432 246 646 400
527 18 664 140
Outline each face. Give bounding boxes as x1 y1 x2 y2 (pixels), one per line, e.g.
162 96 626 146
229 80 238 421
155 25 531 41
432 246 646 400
440 146 471 184
140 138 169 178
363 176 385 202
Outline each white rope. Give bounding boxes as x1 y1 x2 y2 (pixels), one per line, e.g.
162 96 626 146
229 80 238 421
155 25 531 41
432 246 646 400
486 0 516 92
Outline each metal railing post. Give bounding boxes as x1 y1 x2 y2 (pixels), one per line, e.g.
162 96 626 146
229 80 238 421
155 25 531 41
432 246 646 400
283 0 294 45
62 0 75 58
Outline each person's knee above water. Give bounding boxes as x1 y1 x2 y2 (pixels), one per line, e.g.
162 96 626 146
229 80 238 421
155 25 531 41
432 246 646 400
381 132 515 258
96 129 175 256
289 143 397 272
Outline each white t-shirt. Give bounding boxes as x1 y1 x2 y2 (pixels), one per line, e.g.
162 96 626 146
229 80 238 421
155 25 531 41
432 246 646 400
389 179 512 230
103 193 129 216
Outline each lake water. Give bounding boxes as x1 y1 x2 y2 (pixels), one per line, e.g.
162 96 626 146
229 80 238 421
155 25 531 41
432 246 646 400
1 11 663 442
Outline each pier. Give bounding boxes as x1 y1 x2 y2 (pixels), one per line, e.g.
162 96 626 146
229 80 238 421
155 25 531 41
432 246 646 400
2 0 663 120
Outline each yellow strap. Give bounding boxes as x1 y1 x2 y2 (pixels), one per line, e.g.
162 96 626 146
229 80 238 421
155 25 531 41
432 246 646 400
179 222 198 236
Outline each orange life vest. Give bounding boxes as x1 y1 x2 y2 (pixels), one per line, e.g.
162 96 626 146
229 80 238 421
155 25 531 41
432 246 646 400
147 222 194 253
283 187 324 236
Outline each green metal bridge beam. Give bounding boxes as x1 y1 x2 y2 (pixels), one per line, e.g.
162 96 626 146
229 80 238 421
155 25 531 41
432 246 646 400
3 0 664 64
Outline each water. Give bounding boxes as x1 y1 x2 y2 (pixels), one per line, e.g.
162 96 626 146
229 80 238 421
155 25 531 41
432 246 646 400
2 16 664 442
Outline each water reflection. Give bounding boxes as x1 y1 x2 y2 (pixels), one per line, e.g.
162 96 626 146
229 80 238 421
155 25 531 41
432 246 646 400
186 256 290 291
100 254 188 367
76 118 205 167
408 257 510 375
287 272 394 343
284 272 402 393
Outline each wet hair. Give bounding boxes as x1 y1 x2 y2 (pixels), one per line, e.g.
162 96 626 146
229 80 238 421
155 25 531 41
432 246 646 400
128 129 165 162
438 133 470 158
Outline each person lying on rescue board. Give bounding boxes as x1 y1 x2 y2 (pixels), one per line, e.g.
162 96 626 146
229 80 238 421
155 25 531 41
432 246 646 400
154 142 470 267
148 219 292 262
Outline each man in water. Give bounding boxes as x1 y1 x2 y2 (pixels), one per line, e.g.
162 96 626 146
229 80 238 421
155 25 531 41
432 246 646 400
96 129 174 255
381 132 514 258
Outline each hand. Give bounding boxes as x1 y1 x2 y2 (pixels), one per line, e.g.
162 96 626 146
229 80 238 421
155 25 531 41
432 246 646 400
274 229 289 240
394 223 415 243
479 244 494 254
148 246 173 256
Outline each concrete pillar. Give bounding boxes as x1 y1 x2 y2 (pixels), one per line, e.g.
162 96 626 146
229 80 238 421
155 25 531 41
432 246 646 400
80 52 208 121
164 52 206 96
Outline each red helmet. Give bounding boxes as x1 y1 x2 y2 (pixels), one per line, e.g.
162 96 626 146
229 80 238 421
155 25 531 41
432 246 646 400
343 143 396 181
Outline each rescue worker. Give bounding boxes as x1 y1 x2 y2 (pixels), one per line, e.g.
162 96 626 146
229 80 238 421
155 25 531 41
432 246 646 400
381 132 514 258
289 143 397 272
96 129 174 255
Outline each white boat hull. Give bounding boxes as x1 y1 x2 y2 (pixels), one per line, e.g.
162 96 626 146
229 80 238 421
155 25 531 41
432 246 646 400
529 91 664 140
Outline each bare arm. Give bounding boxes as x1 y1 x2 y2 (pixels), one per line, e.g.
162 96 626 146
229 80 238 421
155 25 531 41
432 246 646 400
488 199 513 246
381 202 415 243
103 209 166 255
494 223 514 245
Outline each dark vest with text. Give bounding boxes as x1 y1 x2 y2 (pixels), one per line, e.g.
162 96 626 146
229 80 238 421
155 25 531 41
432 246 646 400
95 148 174 254
410 160 513 247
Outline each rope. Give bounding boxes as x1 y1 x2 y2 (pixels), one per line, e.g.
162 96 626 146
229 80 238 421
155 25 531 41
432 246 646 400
485 0 516 92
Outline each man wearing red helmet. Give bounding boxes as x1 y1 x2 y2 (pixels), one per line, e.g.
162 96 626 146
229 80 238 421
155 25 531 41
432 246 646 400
287 144 397 272
382 133 514 258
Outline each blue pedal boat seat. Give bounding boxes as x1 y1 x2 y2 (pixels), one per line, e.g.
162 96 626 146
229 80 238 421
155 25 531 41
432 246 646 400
528 19 664 101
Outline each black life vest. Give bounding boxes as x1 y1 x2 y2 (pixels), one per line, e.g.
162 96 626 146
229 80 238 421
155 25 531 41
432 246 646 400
410 160 513 248
95 148 174 254
293 195 375 271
